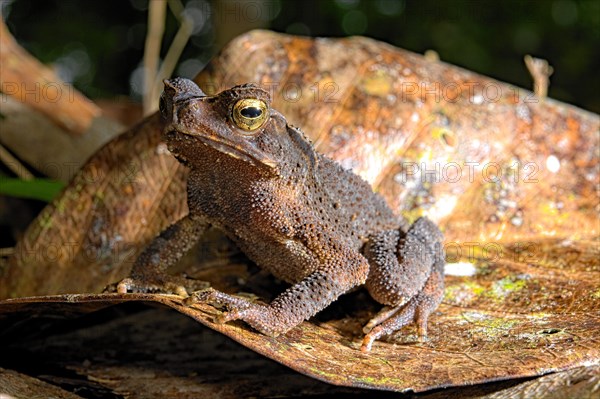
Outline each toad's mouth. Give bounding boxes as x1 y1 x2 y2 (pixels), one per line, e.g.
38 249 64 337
165 129 279 175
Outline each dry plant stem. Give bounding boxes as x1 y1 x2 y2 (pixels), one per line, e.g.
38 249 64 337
0 247 15 257
142 0 192 115
0 143 33 180
153 0 193 93
424 49 440 62
143 0 167 115
0 18 100 135
524 55 553 100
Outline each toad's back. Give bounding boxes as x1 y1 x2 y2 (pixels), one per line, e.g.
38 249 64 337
311 154 401 245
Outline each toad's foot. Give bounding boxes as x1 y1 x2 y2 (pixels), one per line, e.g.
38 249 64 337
188 288 284 335
361 216 445 352
360 258 444 352
361 296 419 352
104 274 209 297
188 287 257 311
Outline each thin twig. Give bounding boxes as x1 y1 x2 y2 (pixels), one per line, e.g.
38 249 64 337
524 55 553 100
154 21 192 89
152 0 193 102
0 247 15 257
0 143 34 180
143 0 167 115
424 49 440 62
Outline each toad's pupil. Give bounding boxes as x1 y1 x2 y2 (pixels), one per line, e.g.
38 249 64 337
241 106 262 118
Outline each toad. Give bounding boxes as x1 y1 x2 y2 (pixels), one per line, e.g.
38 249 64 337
116 78 445 352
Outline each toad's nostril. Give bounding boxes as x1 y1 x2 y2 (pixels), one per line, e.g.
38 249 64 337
163 78 206 100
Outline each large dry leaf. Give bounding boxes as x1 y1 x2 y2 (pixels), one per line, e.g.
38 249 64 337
0 287 598 395
0 300 356 398
1 31 599 394
0 368 86 399
5 297 596 398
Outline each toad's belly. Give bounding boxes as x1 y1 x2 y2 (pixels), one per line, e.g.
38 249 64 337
230 233 323 284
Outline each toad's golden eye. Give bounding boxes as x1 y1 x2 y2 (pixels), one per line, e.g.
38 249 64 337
231 98 269 131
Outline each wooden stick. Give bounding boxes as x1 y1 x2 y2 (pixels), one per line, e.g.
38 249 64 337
0 142 34 180
0 18 101 135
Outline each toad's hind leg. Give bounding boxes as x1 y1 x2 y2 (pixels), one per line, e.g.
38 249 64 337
362 217 445 352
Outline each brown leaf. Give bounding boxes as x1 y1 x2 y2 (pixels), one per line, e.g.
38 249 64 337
7 244 596 393
1 31 598 394
476 366 600 399
0 368 86 399
0 298 355 398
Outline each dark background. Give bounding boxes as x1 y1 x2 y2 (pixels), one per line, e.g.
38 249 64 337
3 0 599 113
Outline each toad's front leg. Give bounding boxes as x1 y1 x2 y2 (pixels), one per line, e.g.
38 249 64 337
189 242 369 337
110 214 209 296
